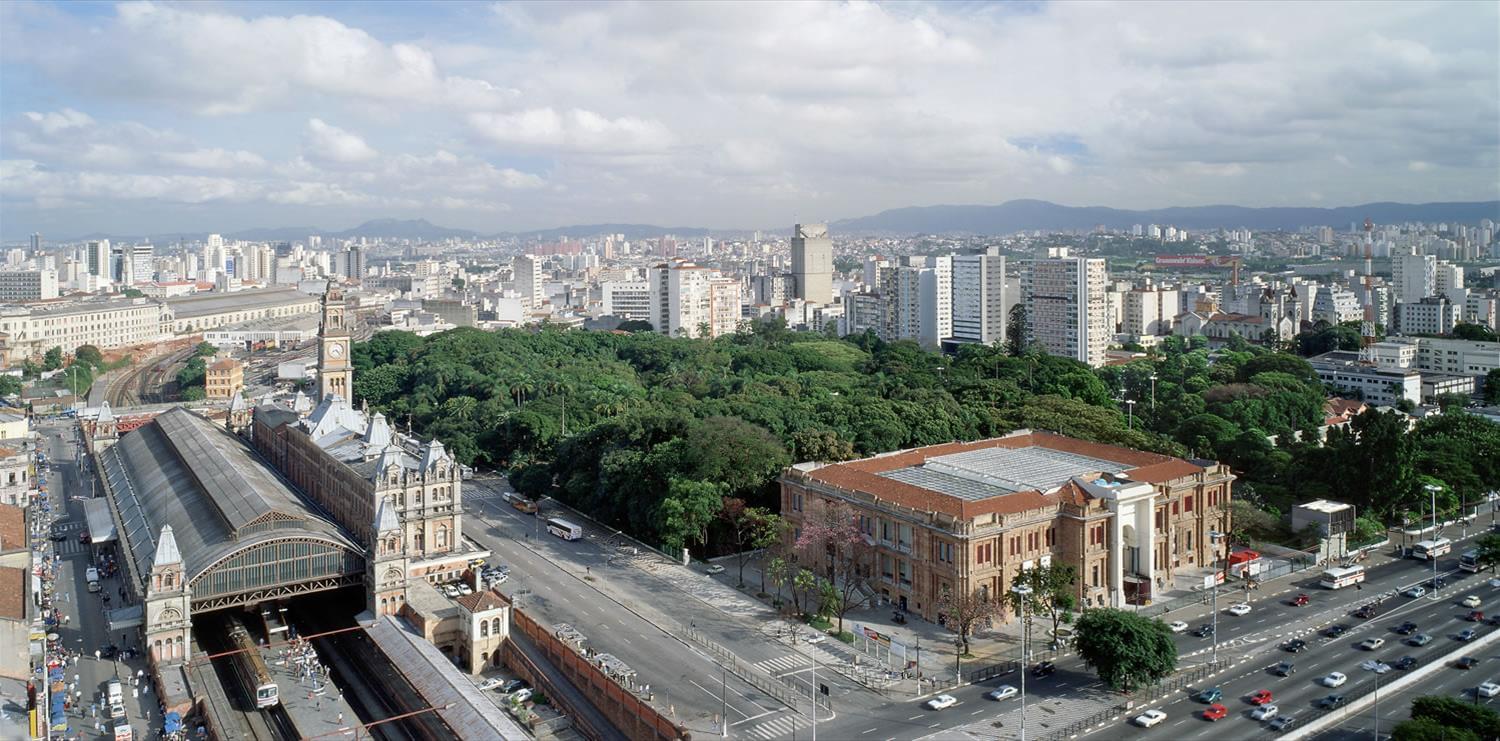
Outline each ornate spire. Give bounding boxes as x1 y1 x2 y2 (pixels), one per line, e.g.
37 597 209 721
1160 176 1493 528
153 525 182 567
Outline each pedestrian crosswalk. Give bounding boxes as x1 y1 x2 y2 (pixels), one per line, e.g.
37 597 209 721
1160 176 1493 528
753 654 810 676
738 713 809 740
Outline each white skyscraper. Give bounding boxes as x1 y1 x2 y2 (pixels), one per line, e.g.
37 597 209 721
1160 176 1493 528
87 239 111 279
1392 253 1436 305
1022 247 1109 367
514 254 543 309
790 223 833 305
951 252 1008 345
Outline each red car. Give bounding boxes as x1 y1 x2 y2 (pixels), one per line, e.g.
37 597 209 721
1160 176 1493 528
1292 594 1310 607
1249 690 1274 705
1468 611 1485 622
1203 703 1228 721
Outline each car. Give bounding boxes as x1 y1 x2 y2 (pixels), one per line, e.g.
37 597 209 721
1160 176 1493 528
1362 661 1392 674
1133 709 1167 728
476 677 505 691
804 632 827 644
1322 672 1348 687
1317 695 1348 709
1489 615 1500 627
1249 689 1274 705
1167 620 1189 633
1031 661 1055 677
705 564 725 575
1273 662 1296 677
1396 656 1419 670
1325 624 1349 638
1202 704 1228 721
1479 682 1500 699
78 533 90 544
1460 629 1480 642
500 678 529 694
1408 633 1434 646
1464 595 1483 608
1396 621 1419 635
925 694 958 710
1406 586 1428 598
1251 704 1280 721
1355 604 1378 619
48 533 65 542
1292 594 1310 607
509 688 533 704
985 685 1019 701
1194 624 1215 638
1470 611 1486 623
1490 577 1500 589
1458 657 1481 670
1359 637 1386 650
1268 715 1297 731
1282 639 1307 653
1227 603 1252 616
109 703 125 720
1195 687 1222 703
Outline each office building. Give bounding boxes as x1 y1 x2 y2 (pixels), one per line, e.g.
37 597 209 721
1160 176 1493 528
1311 286 1362 325
779 429 1234 621
1122 286 1180 339
790 223 833 305
1392 253 1436 305
1309 351 1422 405
951 253 1008 345
87 240 111 280
1022 248 1108 367
1394 296 1459 336
602 281 651 321
0 270 59 301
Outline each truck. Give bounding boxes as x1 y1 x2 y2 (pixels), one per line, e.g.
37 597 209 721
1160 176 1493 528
86 566 101 593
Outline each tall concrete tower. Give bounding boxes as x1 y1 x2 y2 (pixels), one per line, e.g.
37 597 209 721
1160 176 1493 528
790 223 833 305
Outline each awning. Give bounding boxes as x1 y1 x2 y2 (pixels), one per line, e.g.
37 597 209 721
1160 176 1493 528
82 498 117 544
106 604 144 631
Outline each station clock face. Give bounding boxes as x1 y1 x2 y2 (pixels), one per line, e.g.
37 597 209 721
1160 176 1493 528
328 342 345 359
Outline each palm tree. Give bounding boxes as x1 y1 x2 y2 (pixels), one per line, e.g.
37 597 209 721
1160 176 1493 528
509 375 535 409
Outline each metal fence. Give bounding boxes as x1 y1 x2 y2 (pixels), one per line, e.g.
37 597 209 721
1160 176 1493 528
1039 659 1227 740
675 621 832 713
1137 557 1315 619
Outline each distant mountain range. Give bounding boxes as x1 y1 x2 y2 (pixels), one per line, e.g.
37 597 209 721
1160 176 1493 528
32 200 1500 244
830 199 1500 235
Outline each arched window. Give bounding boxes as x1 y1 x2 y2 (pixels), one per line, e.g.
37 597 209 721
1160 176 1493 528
491 618 501 635
480 621 489 638
436 526 448 549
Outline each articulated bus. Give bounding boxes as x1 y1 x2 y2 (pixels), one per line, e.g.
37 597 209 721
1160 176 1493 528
227 615 279 708
1412 538 1453 561
1460 549 1482 573
1320 565 1367 589
546 517 583 541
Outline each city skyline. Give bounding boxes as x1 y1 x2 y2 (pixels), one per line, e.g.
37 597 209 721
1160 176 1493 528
2 1 1497 238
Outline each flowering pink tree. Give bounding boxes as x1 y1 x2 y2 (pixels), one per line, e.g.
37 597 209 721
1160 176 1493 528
795 502 874 633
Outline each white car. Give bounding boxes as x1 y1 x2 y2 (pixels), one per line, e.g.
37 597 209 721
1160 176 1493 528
804 632 827 644
1251 704 1280 721
476 677 505 691
1359 660 1392 674
1133 709 1168 728
705 564 726 575
1479 682 1500 699
1464 595 1483 608
1227 603 1252 616
509 688 533 704
925 694 958 710
985 685 1019 701
1359 638 1386 651
1167 621 1189 633
1322 672 1348 688
1406 586 1428 598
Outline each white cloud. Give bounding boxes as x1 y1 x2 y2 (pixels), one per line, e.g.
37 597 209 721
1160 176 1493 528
303 119 378 164
158 148 268 172
467 108 675 154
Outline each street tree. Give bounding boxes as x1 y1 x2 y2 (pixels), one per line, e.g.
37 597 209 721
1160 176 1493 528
1073 608 1178 692
937 587 995 656
794 502 874 633
1476 533 1500 574
750 512 786 597
766 555 792 607
718 498 778 588
43 347 63 371
1007 564 1079 648
1390 717 1477 741
1409 695 1500 739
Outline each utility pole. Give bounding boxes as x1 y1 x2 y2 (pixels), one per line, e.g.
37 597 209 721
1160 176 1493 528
720 666 727 738
1149 373 1157 413
1425 484 1442 598
810 649 817 741
1209 531 1225 664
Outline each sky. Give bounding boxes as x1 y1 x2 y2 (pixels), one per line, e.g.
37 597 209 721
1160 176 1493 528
1 0 1497 239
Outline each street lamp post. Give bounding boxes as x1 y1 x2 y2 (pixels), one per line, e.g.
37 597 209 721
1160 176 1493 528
1012 583 1034 741
1373 663 1384 740
1149 374 1158 413
1125 399 1136 431
1424 484 1442 598
1209 531 1226 665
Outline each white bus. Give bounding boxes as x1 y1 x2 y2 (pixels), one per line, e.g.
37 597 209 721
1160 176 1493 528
1320 565 1367 589
1412 538 1452 560
546 517 583 541
1460 549 1482 573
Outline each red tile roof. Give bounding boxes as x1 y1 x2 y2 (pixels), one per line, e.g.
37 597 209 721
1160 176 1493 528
455 589 509 613
798 431 1207 518
0 566 24 620
0 503 24 553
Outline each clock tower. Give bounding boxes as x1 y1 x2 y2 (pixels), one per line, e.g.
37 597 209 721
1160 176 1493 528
318 283 353 402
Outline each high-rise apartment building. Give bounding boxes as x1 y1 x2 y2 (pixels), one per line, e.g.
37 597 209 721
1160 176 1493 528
87 240 111 280
951 253 1007 345
514 254 543 309
1022 248 1108 367
0 269 59 301
790 223 833 305
601 281 651 321
1392 253 1437 305
648 260 742 338
1122 286 1181 339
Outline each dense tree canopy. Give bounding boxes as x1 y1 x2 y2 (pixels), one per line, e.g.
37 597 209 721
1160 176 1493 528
1074 609 1177 691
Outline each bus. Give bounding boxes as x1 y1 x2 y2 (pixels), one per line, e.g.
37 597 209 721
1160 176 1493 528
227 615 279 708
546 517 583 541
1412 538 1453 561
1320 565 1367 589
1460 549 1482 573
505 491 538 514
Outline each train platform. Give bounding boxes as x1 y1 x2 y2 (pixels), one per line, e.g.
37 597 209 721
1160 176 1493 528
266 637 360 740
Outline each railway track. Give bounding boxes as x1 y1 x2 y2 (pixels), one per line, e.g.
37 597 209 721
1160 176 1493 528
194 613 290 741
108 346 195 407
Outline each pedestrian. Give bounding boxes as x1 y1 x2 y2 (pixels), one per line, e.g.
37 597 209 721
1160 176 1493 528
143 683 150 696
337 712 344 726
131 688 137 700
93 649 100 661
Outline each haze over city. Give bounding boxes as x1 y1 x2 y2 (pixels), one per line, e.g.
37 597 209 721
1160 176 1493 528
2 0 1497 238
